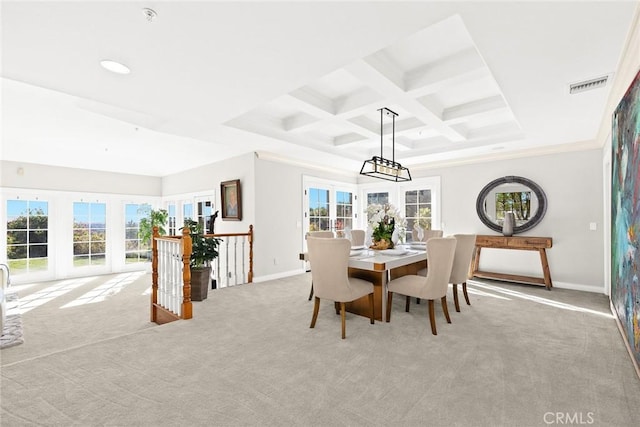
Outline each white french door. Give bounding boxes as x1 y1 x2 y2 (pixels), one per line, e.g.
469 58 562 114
302 177 358 238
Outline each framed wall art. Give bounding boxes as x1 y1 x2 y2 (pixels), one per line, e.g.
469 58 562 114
611 68 640 378
221 179 242 221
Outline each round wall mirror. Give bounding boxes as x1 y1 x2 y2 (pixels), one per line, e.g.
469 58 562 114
475 176 547 234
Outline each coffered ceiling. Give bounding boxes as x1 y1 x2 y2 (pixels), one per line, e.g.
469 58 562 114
1 1 636 177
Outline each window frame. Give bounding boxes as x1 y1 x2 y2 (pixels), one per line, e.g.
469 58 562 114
72 201 107 268
359 176 441 237
5 197 50 276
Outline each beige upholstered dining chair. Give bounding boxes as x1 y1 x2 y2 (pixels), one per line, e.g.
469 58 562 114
308 231 334 239
414 228 445 305
307 237 375 339
386 237 457 335
350 229 365 247
412 224 443 242
306 231 334 301
423 229 443 241
448 234 477 312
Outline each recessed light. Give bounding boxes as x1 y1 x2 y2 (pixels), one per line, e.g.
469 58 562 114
100 60 131 75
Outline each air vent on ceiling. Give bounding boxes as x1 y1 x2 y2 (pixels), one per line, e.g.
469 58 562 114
569 75 609 94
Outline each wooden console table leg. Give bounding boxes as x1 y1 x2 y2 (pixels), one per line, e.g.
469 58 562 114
539 248 552 290
471 246 481 277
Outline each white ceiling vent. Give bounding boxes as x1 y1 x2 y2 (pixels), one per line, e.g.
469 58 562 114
569 75 609 94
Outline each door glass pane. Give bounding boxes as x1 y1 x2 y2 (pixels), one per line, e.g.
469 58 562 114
168 204 177 235
308 188 330 232
183 203 193 222
29 201 48 229
405 189 432 241
367 192 389 206
6 199 49 275
366 192 389 223
74 202 107 267
125 203 150 263
335 190 353 233
197 200 213 233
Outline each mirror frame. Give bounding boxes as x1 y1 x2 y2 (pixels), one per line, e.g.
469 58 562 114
475 175 547 234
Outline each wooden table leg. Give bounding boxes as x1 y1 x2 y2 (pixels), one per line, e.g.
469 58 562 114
346 269 386 321
539 248 553 290
471 246 481 277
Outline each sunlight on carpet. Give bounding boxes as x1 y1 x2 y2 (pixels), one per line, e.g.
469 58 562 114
1 293 24 349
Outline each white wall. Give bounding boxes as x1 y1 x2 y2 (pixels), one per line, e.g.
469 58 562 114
250 150 604 292
162 152 256 236
1 160 162 195
254 157 357 280
413 149 604 291
0 149 606 292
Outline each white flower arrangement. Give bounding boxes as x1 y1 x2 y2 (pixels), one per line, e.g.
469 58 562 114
366 203 407 246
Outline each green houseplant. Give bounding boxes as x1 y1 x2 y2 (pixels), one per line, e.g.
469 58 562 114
182 219 221 301
138 208 168 259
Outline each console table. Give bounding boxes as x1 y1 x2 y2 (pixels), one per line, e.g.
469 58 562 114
470 235 553 290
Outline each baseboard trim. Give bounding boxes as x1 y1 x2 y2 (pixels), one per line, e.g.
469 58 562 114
468 278 605 294
253 269 306 283
552 281 605 294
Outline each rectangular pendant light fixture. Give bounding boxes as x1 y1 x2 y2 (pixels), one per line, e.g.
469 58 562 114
360 107 411 182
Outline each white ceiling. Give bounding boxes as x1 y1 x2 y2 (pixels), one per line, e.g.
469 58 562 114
1 1 636 177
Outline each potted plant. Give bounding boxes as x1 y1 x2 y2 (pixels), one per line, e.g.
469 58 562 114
139 208 169 259
182 219 221 301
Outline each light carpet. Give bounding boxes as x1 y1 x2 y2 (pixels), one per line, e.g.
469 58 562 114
0 293 23 349
1 272 640 426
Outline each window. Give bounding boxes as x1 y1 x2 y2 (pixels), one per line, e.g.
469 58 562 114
196 200 213 233
73 202 106 267
167 204 177 235
405 189 432 241
360 176 440 241
124 203 150 263
304 179 357 237
183 203 193 222
365 192 390 224
6 199 49 275
335 191 353 232
308 188 330 232
367 192 389 207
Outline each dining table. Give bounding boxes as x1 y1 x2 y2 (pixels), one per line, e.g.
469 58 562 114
300 244 428 321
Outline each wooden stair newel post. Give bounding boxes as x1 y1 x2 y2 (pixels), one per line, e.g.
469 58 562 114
181 227 193 319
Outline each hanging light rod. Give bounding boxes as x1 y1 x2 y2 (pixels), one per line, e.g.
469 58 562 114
360 107 412 182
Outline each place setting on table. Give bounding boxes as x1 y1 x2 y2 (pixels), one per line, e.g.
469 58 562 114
347 204 430 260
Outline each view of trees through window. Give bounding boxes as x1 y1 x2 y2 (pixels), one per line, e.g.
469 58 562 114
183 203 193 222
495 191 531 222
308 188 330 232
73 202 106 267
366 192 389 207
6 199 49 275
125 203 151 263
405 190 432 240
335 191 353 232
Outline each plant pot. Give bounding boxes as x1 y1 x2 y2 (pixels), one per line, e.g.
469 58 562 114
190 266 211 301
